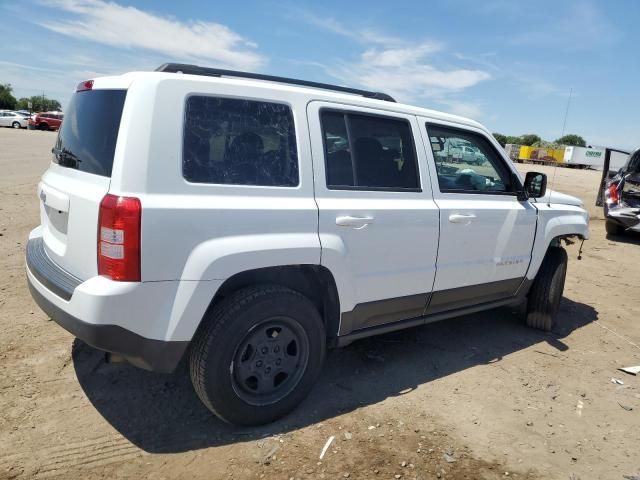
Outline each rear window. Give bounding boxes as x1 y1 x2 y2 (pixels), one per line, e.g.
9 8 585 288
53 89 126 177
183 96 298 186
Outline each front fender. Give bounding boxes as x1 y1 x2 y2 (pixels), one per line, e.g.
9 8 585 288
527 204 589 280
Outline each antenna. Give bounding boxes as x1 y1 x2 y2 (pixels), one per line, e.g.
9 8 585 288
549 87 572 206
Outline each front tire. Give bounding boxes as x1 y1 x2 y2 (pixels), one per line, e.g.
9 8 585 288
526 246 568 331
190 285 326 426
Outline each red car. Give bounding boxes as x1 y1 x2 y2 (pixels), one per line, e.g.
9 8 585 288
29 111 64 131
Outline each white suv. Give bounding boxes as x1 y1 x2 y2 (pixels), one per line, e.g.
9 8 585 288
26 64 589 425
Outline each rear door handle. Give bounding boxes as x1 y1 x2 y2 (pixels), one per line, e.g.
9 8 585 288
449 213 476 224
336 215 375 229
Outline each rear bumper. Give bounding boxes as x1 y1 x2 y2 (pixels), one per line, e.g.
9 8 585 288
606 205 640 231
26 236 189 372
27 279 187 372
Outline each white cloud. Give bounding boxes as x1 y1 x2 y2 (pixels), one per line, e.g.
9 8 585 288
297 10 411 47
438 100 484 119
40 0 266 70
332 44 490 105
296 11 490 112
361 44 443 68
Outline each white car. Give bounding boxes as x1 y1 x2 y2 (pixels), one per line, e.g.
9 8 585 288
0 110 28 128
26 65 589 425
460 144 487 165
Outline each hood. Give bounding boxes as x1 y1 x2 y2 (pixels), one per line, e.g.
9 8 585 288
533 189 584 207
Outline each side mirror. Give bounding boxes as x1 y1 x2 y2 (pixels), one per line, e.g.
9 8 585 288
523 171 547 199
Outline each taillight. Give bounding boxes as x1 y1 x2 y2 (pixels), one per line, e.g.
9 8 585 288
608 183 620 205
76 79 94 92
98 194 141 282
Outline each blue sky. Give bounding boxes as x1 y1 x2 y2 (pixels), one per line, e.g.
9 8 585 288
1 0 638 149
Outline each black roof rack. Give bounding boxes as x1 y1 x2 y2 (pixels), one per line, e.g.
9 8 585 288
155 63 396 102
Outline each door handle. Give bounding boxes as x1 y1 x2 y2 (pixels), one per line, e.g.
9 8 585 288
449 213 476 224
336 215 375 229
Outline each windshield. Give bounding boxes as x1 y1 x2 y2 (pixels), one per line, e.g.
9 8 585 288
53 89 126 177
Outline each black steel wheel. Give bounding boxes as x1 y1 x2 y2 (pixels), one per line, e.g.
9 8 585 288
190 285 325 425
231 317 310 406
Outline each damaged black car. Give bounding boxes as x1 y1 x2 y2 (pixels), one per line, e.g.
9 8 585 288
605 148 640 235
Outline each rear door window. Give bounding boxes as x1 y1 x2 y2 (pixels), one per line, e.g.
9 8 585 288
183 96 299 187
53 89 127 177
321 110 420 191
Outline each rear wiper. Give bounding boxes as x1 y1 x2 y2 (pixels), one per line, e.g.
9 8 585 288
52 147 82 168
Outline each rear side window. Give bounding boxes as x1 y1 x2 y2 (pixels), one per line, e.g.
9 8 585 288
321 110 420 191
183 96 298 187
53 89 127 177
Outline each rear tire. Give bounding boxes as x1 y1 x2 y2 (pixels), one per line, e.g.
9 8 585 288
189 285 325 426
605 219 625 236
11 121 21 129
526 246 568 331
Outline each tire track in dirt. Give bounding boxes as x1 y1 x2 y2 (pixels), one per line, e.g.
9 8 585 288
0 435 146 478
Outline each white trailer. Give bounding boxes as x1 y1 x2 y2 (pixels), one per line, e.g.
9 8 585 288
564 146 629 170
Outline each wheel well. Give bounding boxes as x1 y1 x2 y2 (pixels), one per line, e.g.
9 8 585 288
208 265 341 339
549 234 583 249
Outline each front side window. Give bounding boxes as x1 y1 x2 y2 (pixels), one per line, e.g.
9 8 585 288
427 124 514 194
321 110 420 190
183 96 298 186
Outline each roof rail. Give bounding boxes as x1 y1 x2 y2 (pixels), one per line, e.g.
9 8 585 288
155 63 396 102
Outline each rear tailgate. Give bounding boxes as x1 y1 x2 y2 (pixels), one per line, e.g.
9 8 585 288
39 88 127 281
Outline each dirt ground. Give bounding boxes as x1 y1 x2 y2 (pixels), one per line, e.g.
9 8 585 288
1 128 639 480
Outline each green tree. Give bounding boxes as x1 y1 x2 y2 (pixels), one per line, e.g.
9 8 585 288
555 134 586 147
0 84 17 109
532 140 561 149
16 95 62 112
519 134 542 146
492 132 508 147
505 135 523 145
